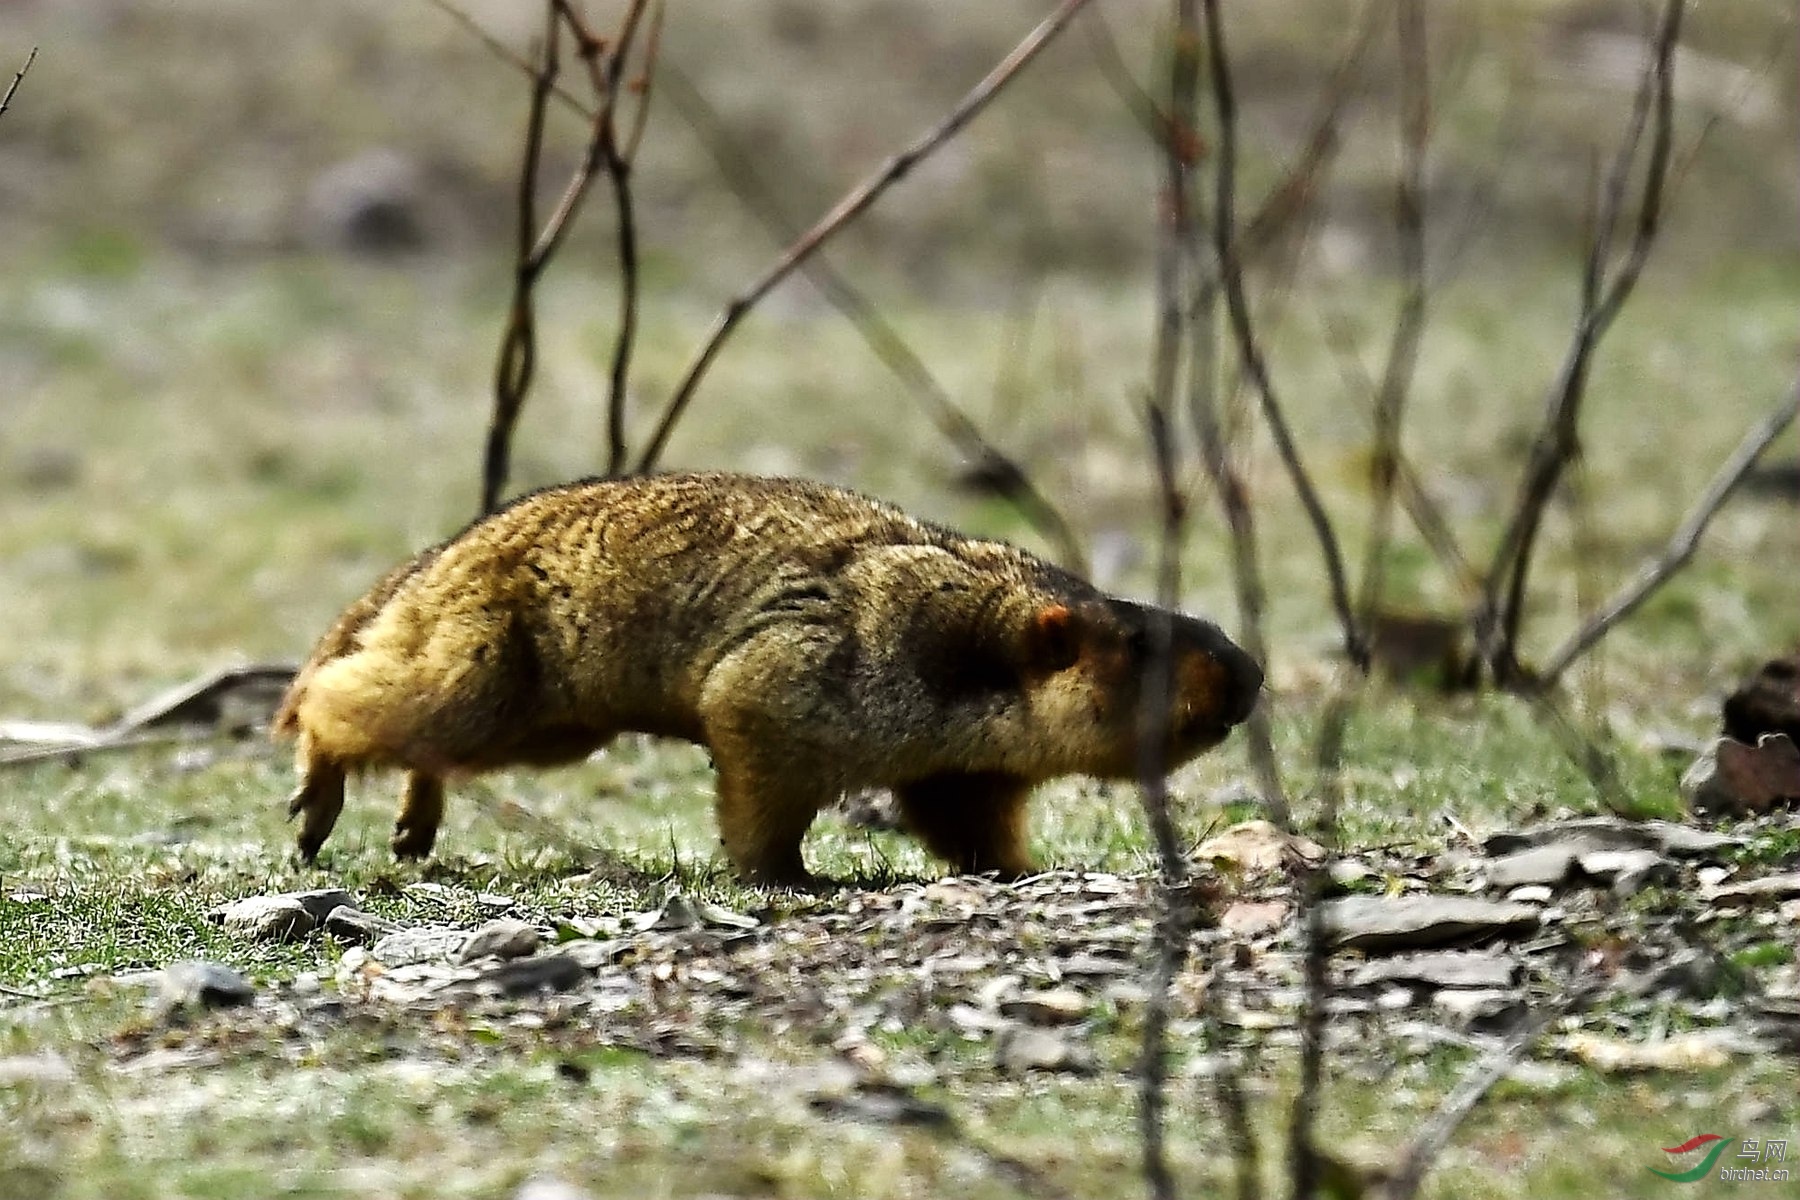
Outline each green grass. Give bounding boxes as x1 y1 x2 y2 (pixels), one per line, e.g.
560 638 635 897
4 246 1797 1198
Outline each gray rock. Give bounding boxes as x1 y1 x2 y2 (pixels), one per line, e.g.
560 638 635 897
210 896 315 943
472 954 587 997
371 927 471 966
1483 817 1736 859
633 894 760 933
999 988 1088 1025
1346 950 1521 991
1322 896 1541 952
994 1024 1096 1075
1484 845 1578 889
159 960 255 1010
288 889 359 922
558 939 628 971
1576 849 1672 895
207 889 356 942
1430 987 1527 1032
456 919 542 964
322 905 403 946
1706 871 1800 906
514 1179 596 1200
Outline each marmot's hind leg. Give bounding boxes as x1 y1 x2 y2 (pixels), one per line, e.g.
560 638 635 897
894 772 1034 878
391 771 445 860
288 746 347 863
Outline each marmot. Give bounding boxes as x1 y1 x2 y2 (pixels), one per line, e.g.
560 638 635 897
275 472 1262 883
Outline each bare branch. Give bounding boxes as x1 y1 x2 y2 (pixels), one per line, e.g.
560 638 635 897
423 0 588 119
0 46 36 121
1199 0 1367 670
482 5 560 514
634 0 1101 475
654 64 1087 572
1137 10 1202 1195
549 0 658 476
1540 374 1800 685
1355 0 1430 630
1477 0 1684 681
622 0 665 162
477 0 653 509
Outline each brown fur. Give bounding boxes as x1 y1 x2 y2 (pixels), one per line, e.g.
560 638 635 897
275 472 1262 882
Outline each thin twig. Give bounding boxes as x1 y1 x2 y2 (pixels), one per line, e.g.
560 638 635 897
423 0 588 118
1477 0 1684 681
1540 374 1800 685
1199 0 1366 670
480 0 653 510
654 65 1087 572
1355 0 1430 633
1137 8 1202 1194
482 4 559 514
634 0 1101 474
554 0 658 476
0 46 36 120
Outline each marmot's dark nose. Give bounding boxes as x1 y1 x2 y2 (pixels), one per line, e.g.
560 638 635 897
1201 627 1263 726
1222 648 1263 725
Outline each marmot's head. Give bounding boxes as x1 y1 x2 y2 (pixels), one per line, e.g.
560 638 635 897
1017 595 1263 779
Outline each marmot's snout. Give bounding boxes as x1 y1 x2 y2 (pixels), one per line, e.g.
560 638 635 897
1211 632 1264 727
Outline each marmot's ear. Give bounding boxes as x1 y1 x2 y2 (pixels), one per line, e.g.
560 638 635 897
1025 604 1081 673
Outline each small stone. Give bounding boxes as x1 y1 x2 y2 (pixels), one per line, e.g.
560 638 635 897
634 893 759 933
322 905 402 946
1484 845 1577 889
371 927 470 966
558 939 627 971
995 1024 1095 1075
1059 952 1134 978
1328 859 1375 887
473 954 586 997
1321 896 1541 952
514 1178 596 1200
1576 849 1670 887
1507 885 1555 904
1196 820 1326 874
1220 900 1291 938
1346 950 1520 991
158 961 255 1010
210 896 315 943
999 988 1088 1025
1430 988 1526 1032
1705 871 1800 906
287 889 359 922
1483 817 1736 859
456 918 542 964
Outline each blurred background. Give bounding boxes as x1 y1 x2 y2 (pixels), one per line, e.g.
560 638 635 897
3 0 1797 719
